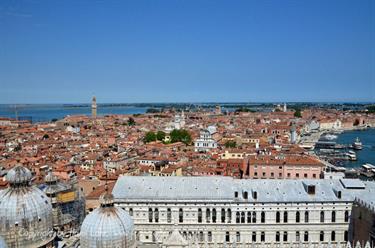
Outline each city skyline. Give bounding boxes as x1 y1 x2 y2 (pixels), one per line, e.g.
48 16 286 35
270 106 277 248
0 0 374 103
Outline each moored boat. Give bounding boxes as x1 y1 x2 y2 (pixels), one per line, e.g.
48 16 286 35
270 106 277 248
352 137 363 150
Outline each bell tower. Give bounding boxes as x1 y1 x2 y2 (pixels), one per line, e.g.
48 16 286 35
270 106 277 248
91 96 97 118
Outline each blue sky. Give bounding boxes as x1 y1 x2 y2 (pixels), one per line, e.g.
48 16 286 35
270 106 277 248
0 0 374 103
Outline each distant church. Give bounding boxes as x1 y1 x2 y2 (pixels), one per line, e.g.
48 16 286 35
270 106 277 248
92 96 97 118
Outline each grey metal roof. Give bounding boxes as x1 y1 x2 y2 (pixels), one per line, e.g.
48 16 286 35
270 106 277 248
113 176 375 204
339 179 366 189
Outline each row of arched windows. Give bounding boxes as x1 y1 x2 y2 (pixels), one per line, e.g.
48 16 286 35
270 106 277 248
222 231 348 243
147 208 350 224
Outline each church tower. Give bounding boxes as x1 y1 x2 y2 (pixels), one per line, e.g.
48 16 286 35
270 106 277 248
92 96 97 118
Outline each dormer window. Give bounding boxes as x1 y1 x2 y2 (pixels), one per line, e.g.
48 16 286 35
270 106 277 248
337 191 342 199
307 185 315 195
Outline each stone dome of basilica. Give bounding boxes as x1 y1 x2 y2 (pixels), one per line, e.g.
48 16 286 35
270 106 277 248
80 192 135 248
0 165 55 248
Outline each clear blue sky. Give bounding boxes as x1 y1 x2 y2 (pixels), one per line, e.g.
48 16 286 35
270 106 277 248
0 0 374 103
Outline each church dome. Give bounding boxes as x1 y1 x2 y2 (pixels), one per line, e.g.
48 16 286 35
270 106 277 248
0 165 55 248
80 193 135 248
43 170 68 195
6 164 32 186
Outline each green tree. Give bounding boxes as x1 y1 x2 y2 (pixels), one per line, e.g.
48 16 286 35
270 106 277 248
128 117 136 126
144 131 156 143
146 108 161 113
294 109 302 118
225 140 236 148
367 105 375 113
235 107 255 113
156 131 166 141
179 129 192 145
170 129 192 145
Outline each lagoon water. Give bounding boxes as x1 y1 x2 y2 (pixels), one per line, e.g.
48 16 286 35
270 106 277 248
0 104 148 122
336 128 375 168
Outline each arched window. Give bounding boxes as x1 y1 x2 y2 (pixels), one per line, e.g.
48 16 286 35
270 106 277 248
208 231 212 242
167 208 172 223
344 210 349 222
206 208 211 223
276 211 280 223
227 208 232 223
252 211 257 223
236 212 240 223
129 208 133 216
320 211 325 223
154 208 159 223
179 208 183 223
148 208 153 223
283 212 288 223
236 232 241 242
252 232 257 242
247 211 251 223
331 231 335 241
221 208 226 223
261 211 266 223
331 211 336 223
320 231 324 242
241 212 245 223
261 232 265 242
296 231 300 242
304 211 309 223
199 231 204 242
296 211 300 223
225 231 230 242
243 191 248 199
304 231 309 242
275 231 280 242
283 231 288 242
198 208 202 223
212 208 217 223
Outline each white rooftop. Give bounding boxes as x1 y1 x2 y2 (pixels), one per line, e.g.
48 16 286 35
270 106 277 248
113 176 375 208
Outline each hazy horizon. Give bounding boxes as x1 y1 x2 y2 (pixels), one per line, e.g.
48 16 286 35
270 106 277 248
0 101 374 105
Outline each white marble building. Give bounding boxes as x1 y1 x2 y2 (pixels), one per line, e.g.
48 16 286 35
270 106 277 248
194 126 218 152
112 176 375 248
165 112 186 132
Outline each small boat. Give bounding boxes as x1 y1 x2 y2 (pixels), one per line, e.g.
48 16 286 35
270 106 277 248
323 134 338 140
346 151 357 161
353 137 363 150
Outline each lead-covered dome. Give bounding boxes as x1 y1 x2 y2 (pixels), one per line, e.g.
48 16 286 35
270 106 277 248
0 165 55 248
80 193 135 248
6 165 32 186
